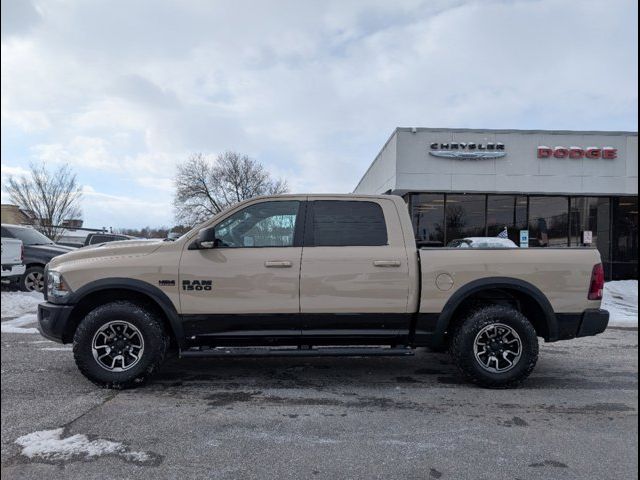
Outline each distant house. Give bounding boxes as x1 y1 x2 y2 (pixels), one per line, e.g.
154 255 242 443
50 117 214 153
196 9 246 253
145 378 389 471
0 204 37 225
1 204 84 228
61 218 84 228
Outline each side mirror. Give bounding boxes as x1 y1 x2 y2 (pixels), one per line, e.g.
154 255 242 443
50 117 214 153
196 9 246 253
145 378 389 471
188 227 216 250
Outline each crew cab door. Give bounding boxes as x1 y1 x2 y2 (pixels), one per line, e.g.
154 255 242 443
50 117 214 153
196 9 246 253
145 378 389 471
299 199 412 340
179 199 305 340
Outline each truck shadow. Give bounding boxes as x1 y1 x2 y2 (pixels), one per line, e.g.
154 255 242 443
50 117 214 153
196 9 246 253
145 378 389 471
147 350 638 391
151 350 462 388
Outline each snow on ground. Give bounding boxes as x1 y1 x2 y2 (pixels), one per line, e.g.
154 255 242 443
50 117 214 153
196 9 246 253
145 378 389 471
15 428 155 463
1 291 43 334
1 314 39 334
603 280 638 326
1 291 43 318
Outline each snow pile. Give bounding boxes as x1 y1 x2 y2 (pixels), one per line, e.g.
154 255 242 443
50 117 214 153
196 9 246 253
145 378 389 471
603 280 638 326
1 291 42 318
15 428 154 463
1 314 39 334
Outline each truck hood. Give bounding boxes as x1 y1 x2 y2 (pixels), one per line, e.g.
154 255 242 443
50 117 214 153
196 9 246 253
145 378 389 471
48 239 165 268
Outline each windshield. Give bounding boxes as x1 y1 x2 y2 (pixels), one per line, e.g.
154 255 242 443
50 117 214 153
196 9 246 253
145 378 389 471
6 227 54 246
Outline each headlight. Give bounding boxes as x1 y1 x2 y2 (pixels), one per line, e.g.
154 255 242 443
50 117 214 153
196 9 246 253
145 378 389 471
47 270 71 299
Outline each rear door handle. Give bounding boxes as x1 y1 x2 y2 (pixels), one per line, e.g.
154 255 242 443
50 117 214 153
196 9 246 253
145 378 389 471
373 260 401 267
264 260 293 268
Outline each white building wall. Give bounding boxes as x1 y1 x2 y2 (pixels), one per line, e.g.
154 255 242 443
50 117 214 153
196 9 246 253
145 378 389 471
356 128 638 196
353 132 398 194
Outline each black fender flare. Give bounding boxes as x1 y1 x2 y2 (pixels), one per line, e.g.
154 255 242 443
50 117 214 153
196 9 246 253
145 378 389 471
64 278 185 347
434 277 558 343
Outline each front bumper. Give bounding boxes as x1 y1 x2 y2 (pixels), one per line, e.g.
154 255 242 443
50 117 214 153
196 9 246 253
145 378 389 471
555 309 610 341
37 302 75 343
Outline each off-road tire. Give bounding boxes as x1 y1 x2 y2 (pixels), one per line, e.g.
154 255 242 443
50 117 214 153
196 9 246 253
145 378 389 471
20 266 45 292
73 301 169 389
449 305 538 388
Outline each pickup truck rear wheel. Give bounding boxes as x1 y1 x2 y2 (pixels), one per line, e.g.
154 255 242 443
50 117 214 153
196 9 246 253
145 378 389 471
72 301 169 389
449 305 538 388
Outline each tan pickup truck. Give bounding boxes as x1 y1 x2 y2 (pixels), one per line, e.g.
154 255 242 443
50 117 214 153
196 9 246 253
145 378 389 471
38 194 608 389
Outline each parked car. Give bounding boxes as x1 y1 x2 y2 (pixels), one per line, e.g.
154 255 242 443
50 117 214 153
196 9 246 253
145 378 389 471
83 233 135 247
166 231 182 241
1 236 25 288
38 194 608 389
448 237 518 249
1 224 74 292
57 232 137 249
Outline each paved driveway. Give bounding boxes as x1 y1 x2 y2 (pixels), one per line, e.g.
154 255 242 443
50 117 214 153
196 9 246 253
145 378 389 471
1 307 637 480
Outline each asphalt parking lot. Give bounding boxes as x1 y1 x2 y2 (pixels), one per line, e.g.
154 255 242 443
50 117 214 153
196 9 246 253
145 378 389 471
1 308 637 480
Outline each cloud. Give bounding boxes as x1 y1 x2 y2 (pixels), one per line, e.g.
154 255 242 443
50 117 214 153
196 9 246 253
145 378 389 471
31 137 113 169
109 74 181 110
0 164 30 204
1 0 637 227
0 164 31 202
1 0 42 39
81 185 173 228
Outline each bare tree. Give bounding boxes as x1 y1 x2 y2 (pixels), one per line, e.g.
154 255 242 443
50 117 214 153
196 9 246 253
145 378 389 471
174 151 288 225
4 163 83 240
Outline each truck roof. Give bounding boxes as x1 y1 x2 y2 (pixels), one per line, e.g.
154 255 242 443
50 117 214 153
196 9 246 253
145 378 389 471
248 193 403 201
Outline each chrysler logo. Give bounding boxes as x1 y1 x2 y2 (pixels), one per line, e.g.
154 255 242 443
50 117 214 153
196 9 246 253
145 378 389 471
429 142 506 160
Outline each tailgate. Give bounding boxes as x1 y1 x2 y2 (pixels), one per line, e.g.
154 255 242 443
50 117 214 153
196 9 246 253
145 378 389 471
1 240 23 265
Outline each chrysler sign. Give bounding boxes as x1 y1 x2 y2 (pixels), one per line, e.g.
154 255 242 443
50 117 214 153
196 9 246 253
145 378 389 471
429 142 506 160
537 146 618 159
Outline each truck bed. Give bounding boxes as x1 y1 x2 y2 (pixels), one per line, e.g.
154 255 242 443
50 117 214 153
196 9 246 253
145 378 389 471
418 247 603 315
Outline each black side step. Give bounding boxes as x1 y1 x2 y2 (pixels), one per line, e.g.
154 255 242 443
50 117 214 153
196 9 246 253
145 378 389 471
179 346 415 359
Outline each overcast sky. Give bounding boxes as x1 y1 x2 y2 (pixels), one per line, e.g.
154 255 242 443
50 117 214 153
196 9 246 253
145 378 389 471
1 0 637 228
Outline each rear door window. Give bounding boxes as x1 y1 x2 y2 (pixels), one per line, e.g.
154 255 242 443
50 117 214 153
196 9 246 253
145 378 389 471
89 235 111 244
309 201 388 246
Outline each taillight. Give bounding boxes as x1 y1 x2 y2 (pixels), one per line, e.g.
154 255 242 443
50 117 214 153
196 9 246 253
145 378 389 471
588 263 605 300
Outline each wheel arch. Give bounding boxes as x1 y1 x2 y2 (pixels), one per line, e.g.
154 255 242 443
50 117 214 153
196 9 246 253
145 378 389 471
61 278 184 347
24 262 46 269
435 277 558 343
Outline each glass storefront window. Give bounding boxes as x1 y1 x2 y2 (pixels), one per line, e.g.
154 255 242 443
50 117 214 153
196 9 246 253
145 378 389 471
528 197 569 247
445 194 486 243
406 192 637 280
612 197 639 279
570 197 610 251
410 194 445 247
487 195 528 245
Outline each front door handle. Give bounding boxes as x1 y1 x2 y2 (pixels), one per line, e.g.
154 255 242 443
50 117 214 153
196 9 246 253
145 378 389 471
373 260 401 267
265 260 293 268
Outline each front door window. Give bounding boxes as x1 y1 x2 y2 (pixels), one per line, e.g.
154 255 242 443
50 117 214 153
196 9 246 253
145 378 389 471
214 201 300 248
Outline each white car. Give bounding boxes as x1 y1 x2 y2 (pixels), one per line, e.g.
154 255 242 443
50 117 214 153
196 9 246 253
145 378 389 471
1 237 26 287
448 237 518 249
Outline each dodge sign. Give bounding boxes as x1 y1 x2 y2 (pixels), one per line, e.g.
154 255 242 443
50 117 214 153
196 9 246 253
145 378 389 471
537 146 618 159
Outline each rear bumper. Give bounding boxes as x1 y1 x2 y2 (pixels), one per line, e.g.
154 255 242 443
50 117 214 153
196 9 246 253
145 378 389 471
555 309 609 341
1 264 25 283
37 302 75 344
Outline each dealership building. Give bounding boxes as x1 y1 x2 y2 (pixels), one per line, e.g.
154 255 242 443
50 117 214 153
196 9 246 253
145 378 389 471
354 128 638 280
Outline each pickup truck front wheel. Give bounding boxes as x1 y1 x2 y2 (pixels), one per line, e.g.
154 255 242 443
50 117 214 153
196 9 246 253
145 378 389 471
72 301 169 389
450 305 538 388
